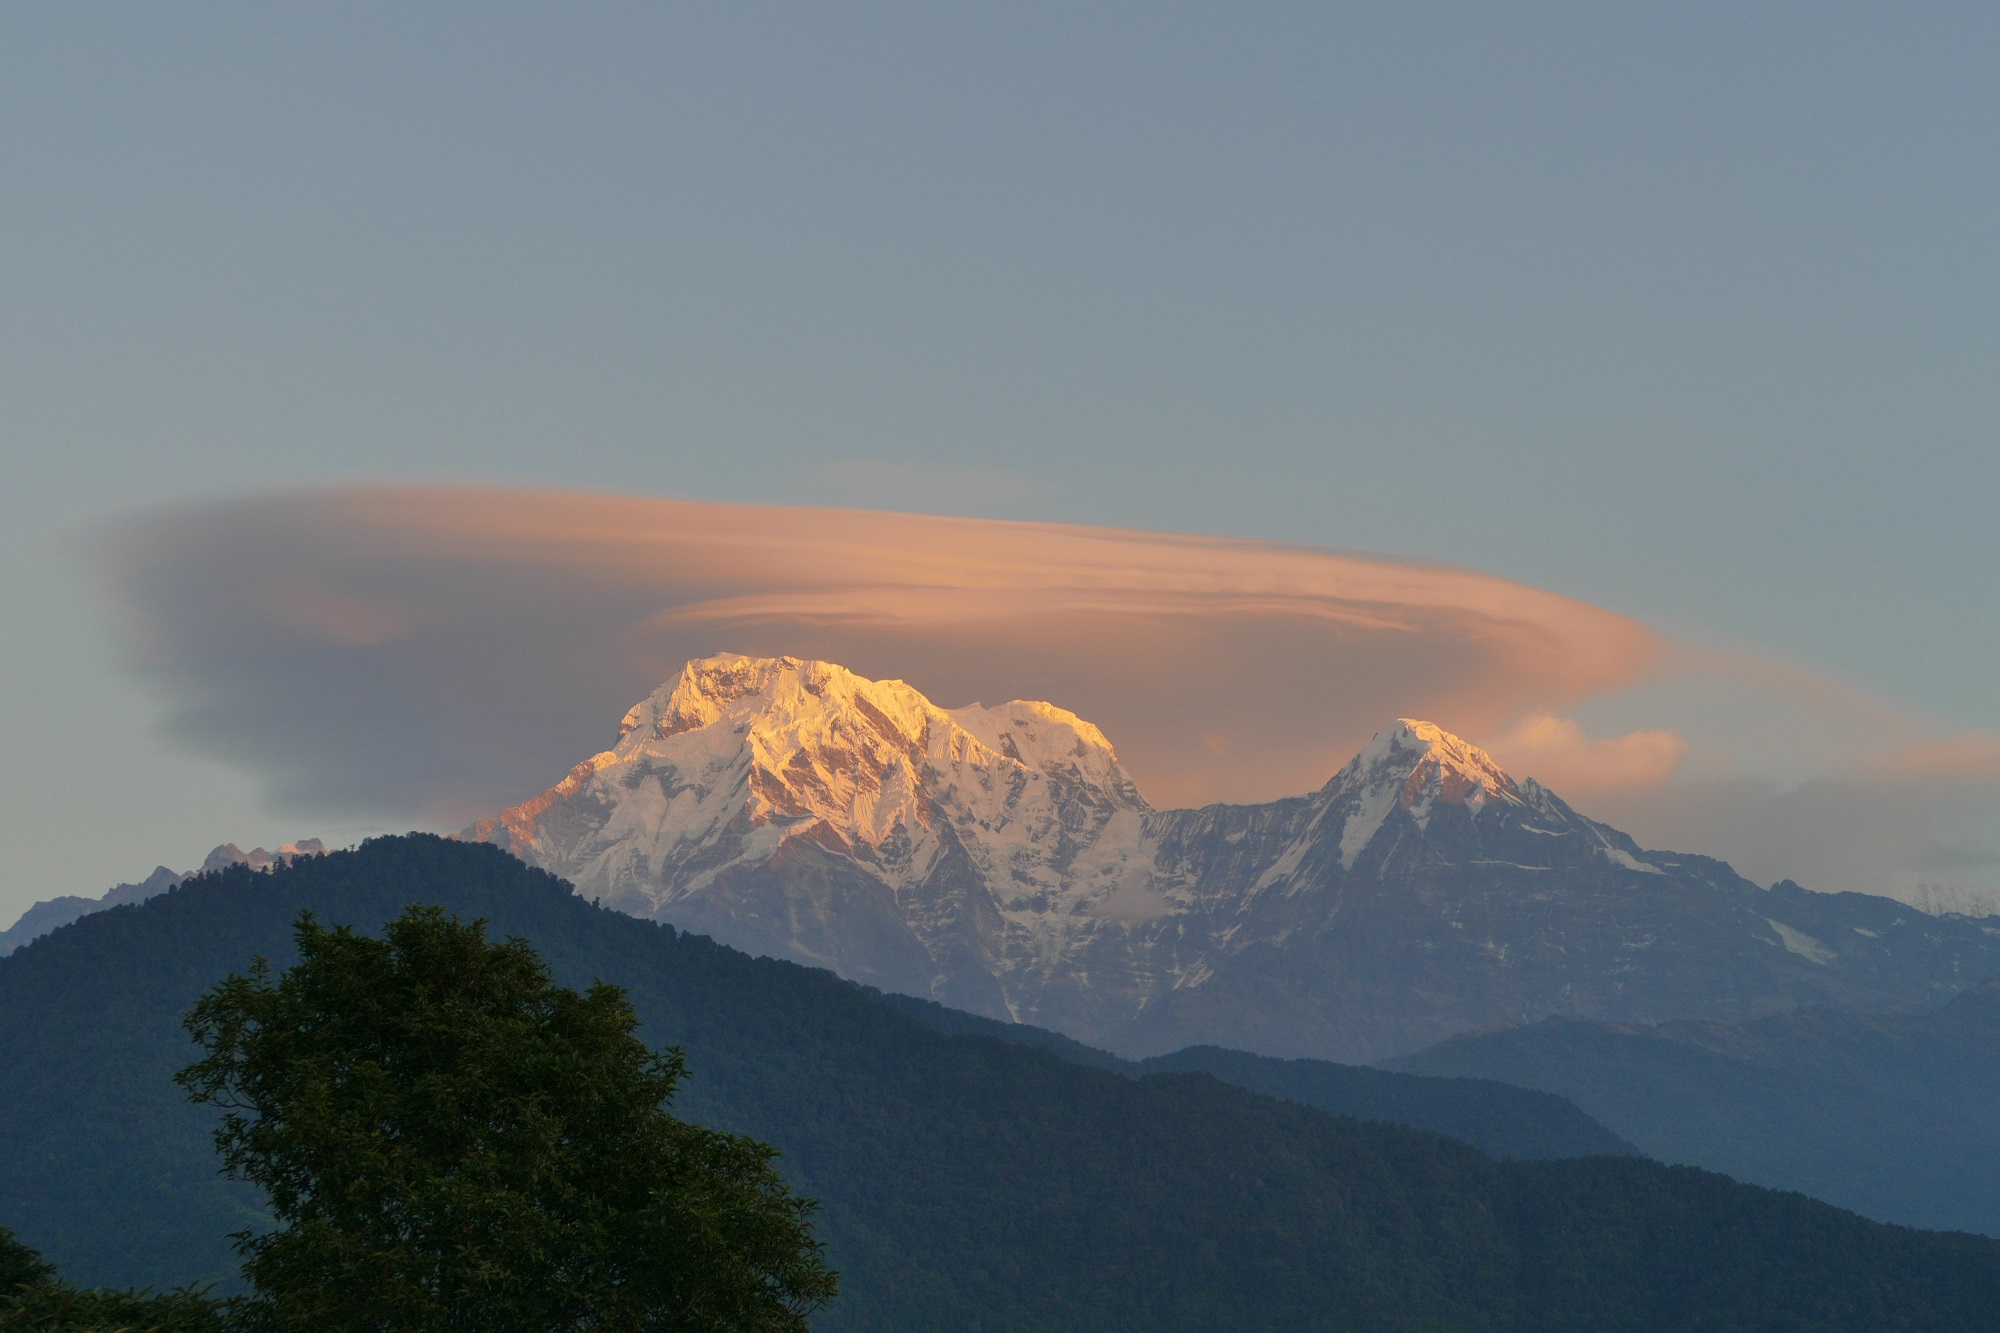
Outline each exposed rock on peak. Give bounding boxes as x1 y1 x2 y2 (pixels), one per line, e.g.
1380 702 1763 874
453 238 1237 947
1316 719 1534 868
1336 719 1526 812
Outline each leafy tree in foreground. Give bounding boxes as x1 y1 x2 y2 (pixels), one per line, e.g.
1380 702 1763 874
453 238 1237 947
176 906 835 1332
1 1226 224 1332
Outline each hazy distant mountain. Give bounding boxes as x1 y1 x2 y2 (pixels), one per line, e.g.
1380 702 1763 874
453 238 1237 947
1395 978 2000 1236
0 866 182 959
475 654 2000 1061
0 840 324 957
872 990 1639 1162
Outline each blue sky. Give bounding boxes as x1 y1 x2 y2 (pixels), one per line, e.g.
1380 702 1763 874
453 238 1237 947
4 4 1997 920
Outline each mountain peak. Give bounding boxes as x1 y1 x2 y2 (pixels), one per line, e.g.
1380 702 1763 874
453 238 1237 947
611 653 1143 801
1361 719 1518 788
477 654 1151 909
619 654 899 744
1323 719 1530 867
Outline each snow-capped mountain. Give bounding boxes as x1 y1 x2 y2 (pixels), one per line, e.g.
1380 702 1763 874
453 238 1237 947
476 655 2000 1061
473 653 1148 918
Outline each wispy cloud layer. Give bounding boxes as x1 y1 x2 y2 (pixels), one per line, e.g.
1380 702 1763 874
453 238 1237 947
1489 714 1687 793
99 485 1662 818
95 485 2000 902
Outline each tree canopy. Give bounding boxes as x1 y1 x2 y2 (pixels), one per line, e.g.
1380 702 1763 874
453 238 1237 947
175 905 835 1332
1 1225 223 1332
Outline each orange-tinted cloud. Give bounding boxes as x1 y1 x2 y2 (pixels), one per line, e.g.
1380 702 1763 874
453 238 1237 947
1877 732 2000 783
1516 651 2000 902
1489 713 1688 792
98 485 1666 820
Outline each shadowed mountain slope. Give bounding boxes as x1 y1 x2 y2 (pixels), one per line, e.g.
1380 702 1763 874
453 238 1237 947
5 837 2000 1330
1396 980 2000 1236
872 991 1637 1161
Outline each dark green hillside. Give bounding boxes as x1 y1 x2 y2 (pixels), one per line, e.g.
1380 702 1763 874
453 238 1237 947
1396 980 2000 1236
1142 1045 1635 1161
874 992 1636 1160
4 836 2000 1330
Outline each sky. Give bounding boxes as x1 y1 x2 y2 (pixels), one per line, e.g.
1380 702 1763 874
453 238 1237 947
4 4 1998 926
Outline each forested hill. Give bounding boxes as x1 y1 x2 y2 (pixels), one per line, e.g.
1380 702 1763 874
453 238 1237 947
5 836 2000 1331
873 992 1637 1161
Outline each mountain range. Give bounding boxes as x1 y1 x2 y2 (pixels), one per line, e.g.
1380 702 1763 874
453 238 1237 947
13 652 2000 1291
7 836 1999 1330
1395 977 2000 1236
474 653 2000 1062
0 840 323 957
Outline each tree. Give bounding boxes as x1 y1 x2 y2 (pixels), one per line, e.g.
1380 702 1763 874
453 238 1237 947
176 907 836 1332
0 1225 224 1332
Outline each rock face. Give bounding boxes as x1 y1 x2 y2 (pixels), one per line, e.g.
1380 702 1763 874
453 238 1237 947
475 654 2000 1061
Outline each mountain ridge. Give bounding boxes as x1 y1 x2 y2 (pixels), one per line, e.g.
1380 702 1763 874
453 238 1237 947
1394 976 2000 1235
8 835 2000 1331
0 840 325 957
868 989 1640 1161
474 654 2000 1061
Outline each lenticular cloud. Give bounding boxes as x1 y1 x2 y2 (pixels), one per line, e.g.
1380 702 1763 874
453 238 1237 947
99 485 1664 821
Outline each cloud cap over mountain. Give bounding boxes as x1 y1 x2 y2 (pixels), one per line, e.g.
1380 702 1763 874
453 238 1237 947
98 485 1664 821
